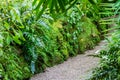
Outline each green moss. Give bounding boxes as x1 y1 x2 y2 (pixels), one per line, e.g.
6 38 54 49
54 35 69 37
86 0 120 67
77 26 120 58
78 17 100 52
60 42 69 60
78 36 88 53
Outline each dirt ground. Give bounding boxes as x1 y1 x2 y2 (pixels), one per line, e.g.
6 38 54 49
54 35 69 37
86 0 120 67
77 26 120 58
30 40 107 80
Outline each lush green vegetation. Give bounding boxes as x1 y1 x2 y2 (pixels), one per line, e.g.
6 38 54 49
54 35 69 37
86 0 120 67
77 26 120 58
0 0 111 80
90 32 120 79
90 0 120 80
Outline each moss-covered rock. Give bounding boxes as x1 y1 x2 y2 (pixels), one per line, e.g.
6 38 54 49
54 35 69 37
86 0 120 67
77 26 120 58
78 17 100 52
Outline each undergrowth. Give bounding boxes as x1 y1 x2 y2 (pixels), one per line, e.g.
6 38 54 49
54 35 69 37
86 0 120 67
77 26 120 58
90 30 120 80
0 0 108 79
89 0 120 79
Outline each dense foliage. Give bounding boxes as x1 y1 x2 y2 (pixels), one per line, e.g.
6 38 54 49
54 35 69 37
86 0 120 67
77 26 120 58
90 30 120 80
0 0 108 79
90 0 120 80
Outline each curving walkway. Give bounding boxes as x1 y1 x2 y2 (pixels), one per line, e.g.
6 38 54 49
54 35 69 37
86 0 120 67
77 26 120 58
31 40 107 80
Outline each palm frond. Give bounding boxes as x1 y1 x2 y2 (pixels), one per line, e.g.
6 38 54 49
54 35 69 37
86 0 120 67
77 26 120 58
32 0 78 19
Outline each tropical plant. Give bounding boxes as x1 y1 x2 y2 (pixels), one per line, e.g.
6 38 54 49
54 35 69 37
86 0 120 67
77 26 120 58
89 29 120 80
90 0 120 79
32 0 78 18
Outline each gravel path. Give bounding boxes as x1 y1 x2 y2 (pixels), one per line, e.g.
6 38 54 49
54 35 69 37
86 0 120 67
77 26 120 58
31 40 107 80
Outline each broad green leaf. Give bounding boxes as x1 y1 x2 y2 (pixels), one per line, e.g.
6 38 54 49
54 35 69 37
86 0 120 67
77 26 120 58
4 22 10 30
6 35 11 45
12 35 21 45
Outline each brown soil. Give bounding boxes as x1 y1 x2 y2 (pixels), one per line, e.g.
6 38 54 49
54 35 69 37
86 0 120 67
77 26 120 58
30 40 107 80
